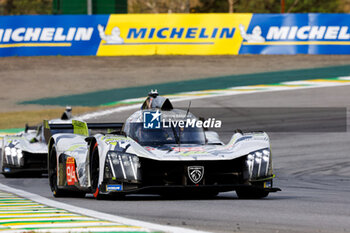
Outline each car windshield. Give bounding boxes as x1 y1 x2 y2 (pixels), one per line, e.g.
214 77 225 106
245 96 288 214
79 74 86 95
126 123 205 146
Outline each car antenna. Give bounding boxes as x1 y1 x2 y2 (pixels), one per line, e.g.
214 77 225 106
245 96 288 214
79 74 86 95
185 101 191 119
178 101 192 150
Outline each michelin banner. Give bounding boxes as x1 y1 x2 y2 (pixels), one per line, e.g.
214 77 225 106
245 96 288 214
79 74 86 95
0 15 108 56
1 13 350 56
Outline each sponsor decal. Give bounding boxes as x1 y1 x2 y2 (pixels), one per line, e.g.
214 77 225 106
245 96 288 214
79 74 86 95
97 14 252 55
188 166 204 184
143 110 161 129
0 15 108 57
66 144 86 152
99 25 235 45
98 24 123 44
264 180 272 188
0 27 93 45
66 157 78 185
265 26 350 41
239 24 265 43
106 184 123 191
4 167 10 173
171 146 204 152
240 25 350 44
239 14 350 54
102 136 128 143
163 118 221 128
143 110 221 129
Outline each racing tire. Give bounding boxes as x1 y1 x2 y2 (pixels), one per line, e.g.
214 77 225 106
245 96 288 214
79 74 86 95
236 188 269 199
49 146 86 198
49 145 67 197
90 143 106 200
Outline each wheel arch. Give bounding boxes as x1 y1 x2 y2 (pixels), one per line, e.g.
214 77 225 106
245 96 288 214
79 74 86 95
47 137 56 171
88 137 98 162
47 137 63 186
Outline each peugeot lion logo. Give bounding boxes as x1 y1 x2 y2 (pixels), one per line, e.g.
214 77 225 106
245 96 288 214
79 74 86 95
188 166 204 184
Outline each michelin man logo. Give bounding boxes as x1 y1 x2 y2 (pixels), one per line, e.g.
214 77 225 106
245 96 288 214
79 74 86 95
143 110 161 129
239 24 265 43
98 24 124 44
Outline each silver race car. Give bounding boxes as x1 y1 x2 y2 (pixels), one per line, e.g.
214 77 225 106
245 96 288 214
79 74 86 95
48 92 280 199
1 107 73 177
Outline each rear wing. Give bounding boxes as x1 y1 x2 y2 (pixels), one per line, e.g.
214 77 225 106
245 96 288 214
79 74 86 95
43 120 123 142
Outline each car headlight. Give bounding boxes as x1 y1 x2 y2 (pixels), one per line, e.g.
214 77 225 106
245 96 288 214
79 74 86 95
246 148 271 179
11 148 17 157
4 147 23 166
247 154 254 161
107 151 141 180
16 149 23 160
5 147 11 156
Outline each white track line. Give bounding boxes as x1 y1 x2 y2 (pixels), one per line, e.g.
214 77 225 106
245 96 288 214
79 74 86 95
79 104 141 120
0 183 209 233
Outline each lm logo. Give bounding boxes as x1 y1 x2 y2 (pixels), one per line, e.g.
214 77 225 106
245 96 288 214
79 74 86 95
143 110 161 129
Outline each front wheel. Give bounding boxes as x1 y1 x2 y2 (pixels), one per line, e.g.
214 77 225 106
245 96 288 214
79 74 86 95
49 146 66 197
49 145 86 198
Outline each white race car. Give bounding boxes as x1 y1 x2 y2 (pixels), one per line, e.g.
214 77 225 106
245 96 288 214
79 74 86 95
48 92 280 199
1 107 73 177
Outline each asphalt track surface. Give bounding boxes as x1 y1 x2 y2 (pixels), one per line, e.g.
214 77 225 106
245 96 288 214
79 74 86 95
1 85 350 233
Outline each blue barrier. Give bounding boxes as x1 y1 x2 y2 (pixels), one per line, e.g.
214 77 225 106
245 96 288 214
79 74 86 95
239 13 350 55
1 14 350 56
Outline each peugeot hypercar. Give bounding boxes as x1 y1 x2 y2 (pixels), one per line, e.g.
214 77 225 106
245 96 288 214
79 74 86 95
1 107 73 177
47 91 280 199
